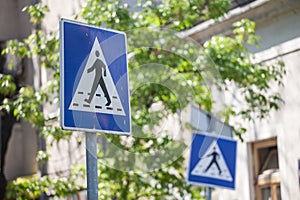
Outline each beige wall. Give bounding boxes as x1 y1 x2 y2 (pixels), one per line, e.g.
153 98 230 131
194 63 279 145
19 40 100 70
5 122 37 181
277 49 300 200
0 0 33 41
215 7 300 200
46 133 86 176
42 0 83 32
1 0 38 181
41 0 87 177
184 0 300 199
255 41 300 199
2 0 84 181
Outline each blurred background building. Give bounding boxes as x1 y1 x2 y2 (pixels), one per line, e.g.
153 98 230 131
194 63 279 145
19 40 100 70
0 0 84 186
183 0 300 199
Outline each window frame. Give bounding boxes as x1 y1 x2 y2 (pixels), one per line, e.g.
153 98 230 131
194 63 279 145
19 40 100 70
250 137 281 200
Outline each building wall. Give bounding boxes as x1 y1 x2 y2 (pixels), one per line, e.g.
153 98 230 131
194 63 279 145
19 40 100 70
238 5 300 199
0 0 39 181
216 36 300 199
184 0 300 199
276 47 300 199
216 2 300 200
0 0 33 40
41 0 87 180
251 37 300 199
42 0 83 32
4 122 38 181
2 0 85 182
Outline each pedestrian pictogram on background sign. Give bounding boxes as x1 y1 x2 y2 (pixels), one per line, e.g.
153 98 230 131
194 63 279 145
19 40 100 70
60 19 131 134
187 133 237 189
191 140 233 181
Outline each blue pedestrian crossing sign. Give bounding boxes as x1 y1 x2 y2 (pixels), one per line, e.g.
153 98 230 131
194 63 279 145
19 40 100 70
187 133 237 189
60 19 131 135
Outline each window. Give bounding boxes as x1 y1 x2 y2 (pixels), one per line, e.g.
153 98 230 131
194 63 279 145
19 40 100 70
251 137 281 200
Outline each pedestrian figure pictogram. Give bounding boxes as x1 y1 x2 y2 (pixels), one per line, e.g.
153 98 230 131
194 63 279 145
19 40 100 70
191 140 233 181
84 50 111 106
204 147 222 175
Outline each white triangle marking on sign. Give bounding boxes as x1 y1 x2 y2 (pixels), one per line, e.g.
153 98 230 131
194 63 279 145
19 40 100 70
191 140 233 181
69 37 125 116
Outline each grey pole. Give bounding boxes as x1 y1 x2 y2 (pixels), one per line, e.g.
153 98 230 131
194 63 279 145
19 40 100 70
86 132 98 200
206 187 212 200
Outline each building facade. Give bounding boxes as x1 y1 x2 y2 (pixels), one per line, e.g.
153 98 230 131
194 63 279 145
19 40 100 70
0 0 84 185
184 0 300 199
0 0 37 183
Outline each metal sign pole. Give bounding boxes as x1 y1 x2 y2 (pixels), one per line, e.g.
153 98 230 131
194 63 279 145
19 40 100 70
206 187 212 200
86 132 98 200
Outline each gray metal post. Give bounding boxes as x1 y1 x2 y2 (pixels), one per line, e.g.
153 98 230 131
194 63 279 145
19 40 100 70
206 187 212 200
86 132 98 200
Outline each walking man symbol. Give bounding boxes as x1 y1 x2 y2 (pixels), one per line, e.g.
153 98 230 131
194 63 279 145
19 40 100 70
204 147 222 175
84 50 111 106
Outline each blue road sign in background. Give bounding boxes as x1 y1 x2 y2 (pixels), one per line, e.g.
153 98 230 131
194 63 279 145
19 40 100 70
60 19 131 134
187 133 237 189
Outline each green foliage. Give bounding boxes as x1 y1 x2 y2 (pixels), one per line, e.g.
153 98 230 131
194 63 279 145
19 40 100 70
1 86 45 127
1 40 29 58
95 134 204 199
81 0 231 30
0 74 16 96
6 166 85 200
40 126 72 143
233 19 260 45
36 150 50 165
22 3 49 25
96 158 204 200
